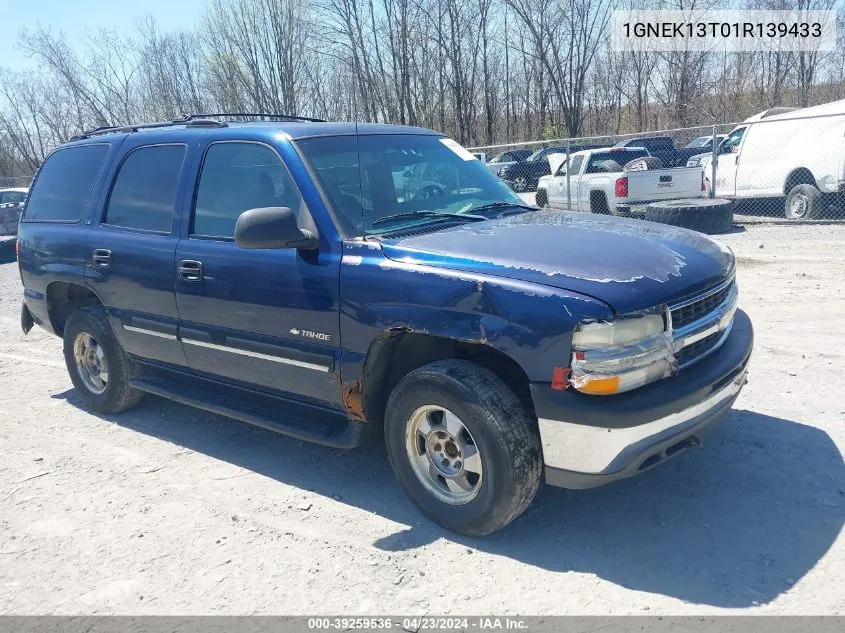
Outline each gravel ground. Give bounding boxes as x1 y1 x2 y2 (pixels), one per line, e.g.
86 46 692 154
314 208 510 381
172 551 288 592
0 224 843 616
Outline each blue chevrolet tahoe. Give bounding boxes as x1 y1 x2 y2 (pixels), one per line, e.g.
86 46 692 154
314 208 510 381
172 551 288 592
17 115 753 536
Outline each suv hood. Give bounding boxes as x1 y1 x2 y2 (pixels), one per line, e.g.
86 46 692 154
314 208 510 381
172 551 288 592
379 211 734 314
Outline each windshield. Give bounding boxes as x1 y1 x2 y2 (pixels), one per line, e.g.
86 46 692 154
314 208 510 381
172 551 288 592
296 134 528 236
722 128 745 152
685 137 710 148
526 147 560 162
489 150 527 164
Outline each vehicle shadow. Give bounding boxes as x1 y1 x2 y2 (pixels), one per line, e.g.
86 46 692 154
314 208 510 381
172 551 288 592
54 389 844 608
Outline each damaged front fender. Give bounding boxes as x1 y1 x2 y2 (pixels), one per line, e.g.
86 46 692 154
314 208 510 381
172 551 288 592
337 242 615 420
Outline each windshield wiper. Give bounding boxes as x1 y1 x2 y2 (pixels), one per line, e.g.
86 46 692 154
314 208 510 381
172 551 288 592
371 210 486 227
468 201 538 215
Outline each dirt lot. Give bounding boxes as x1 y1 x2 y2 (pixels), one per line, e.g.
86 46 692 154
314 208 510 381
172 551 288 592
0 224 843 616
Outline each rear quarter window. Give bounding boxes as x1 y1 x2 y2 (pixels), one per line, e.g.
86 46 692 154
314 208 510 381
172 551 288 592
586 150 649 173
104 144 187 233
24 144 109 222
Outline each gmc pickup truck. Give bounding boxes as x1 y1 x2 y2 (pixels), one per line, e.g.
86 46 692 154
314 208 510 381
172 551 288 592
17 115 752 536
537 147 706 214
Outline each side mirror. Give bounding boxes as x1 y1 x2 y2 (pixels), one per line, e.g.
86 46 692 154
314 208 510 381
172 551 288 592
234 207 317 250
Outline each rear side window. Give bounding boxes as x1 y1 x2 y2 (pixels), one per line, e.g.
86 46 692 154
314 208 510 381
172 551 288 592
104 144 187 233
586 150 649 174
192 142 302 239
24 145 109 222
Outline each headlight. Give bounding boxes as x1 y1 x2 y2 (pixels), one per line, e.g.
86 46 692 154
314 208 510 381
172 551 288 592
569 313 676 395
573 314 664 348
687 157 700 167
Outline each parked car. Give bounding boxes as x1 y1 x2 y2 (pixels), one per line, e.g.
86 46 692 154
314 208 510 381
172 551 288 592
0 187 28 236
697 101 845 218
483 148 532 175
613 136 715 168
499 144 602 192
686 150 717 168
684 135 726 151
18 115 752 536
537 147 705 214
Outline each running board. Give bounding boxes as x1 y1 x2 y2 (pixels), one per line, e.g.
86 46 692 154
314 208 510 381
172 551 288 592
129 375 366 449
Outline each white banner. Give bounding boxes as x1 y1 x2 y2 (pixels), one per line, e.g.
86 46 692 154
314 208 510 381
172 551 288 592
611 10 838 52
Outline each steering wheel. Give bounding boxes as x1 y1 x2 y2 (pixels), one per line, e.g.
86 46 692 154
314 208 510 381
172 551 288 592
412 183 448 200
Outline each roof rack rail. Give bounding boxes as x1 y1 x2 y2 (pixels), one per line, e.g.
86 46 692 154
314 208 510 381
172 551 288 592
68 112 324 141
184 113 326 123
69 117 198 141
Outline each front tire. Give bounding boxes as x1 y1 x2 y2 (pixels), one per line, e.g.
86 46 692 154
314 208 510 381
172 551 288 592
384 360 541 536
785 184 821 219
512 176 528 192
590 192 610 214
63 306 143 414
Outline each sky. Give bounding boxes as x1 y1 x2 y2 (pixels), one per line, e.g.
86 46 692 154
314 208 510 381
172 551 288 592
0 0 207 72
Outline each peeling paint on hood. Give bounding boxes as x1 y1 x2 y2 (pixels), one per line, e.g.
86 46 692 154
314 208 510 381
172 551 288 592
379 210 734 314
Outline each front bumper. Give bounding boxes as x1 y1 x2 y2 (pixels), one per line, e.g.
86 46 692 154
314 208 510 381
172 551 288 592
534 308 753 489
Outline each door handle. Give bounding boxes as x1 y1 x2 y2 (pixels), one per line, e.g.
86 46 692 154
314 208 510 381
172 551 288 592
178 259 203 282
92 249 111 268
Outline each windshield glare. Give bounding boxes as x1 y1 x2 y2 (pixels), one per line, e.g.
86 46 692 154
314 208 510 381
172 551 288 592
296 134 527 236
527 148 552 162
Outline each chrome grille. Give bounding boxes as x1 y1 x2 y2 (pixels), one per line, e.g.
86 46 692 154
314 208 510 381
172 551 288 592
674 331 721 365
671 282 734 329
670 277 737 369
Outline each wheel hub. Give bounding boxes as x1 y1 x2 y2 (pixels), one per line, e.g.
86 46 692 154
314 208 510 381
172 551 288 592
84 350 100 374
792 195 807 216
73 332 108 395
405 405 484 505
426 430 463 477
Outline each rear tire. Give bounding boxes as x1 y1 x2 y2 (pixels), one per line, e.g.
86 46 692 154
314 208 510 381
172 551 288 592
590 192 610 214
384 359 542 536
784 184 821 220
535 188 548 207
645 198 734 234
63 306 143 414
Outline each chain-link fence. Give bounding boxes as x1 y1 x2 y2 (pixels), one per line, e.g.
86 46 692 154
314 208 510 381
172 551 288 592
0 175 32 189
469 101 845 228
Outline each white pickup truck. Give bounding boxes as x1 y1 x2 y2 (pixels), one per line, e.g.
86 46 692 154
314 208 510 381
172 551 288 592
537 147 705 215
